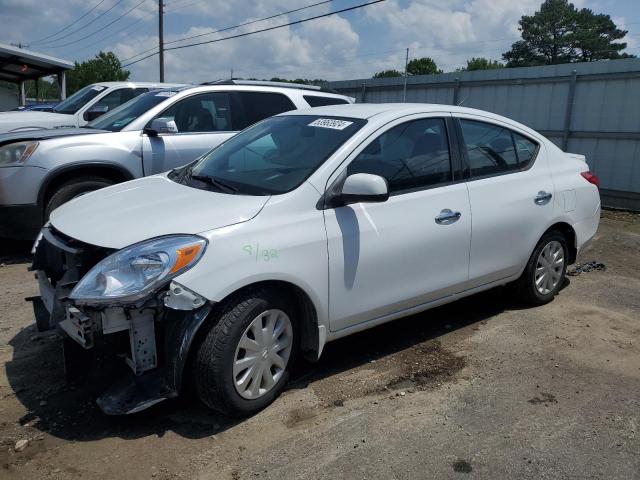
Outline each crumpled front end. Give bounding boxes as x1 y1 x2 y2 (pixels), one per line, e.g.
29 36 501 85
28 225 213 414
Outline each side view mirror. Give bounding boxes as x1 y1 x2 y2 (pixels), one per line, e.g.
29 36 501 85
323 173 389 209
84 104 109 121
144 117 178 137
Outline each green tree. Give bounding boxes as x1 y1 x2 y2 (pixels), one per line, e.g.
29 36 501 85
66 51 130 95
573 8 631 61
503 0 633 67
460 57 505 71
407 57 442 75
372 69 403 78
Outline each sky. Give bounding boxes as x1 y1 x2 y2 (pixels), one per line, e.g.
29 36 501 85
0 0 638 83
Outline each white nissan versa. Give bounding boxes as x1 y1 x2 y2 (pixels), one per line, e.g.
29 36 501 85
30 103 600 416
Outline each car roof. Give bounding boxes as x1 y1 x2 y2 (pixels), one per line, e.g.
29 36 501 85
282 103 543 138
180 84 351 98
93 81 185 88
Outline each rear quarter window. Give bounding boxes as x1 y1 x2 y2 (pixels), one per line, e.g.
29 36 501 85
304 95 350 107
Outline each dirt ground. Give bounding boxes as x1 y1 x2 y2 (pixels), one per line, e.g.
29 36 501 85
0 210 639 479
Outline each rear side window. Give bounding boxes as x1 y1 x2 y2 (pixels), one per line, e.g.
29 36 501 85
304 95 349 107
234 92 296 130
347 117 452 194
459 119 538 178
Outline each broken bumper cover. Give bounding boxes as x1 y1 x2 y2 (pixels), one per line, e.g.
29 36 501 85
28 226 215 415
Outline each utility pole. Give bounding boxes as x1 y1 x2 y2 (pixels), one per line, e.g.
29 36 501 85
158 0 164 82
402 47 409 102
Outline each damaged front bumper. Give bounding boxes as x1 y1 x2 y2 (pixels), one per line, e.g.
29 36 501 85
27 226 214 415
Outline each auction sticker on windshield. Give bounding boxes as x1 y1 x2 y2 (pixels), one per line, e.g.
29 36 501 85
308 118 353 130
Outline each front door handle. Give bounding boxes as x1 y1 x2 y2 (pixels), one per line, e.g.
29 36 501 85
534 191 553 205
435 209 462 225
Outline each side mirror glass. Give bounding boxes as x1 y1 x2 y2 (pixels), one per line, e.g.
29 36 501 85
84 104 109 121
144 117 178 137
338 173 389 206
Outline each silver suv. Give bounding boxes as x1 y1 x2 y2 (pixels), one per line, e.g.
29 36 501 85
0 81 353 239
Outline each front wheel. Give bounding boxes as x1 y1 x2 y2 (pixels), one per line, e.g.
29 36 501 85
44 176 114 219
515 231 568 306
192 288 297 417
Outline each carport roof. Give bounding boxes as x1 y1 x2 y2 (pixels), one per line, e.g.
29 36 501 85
0 42 73 83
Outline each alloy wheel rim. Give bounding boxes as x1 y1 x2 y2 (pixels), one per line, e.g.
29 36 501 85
534 240 565 295
233 309 293 400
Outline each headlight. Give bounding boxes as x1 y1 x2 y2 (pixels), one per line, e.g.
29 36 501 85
0 141 38 166
70 235 207 304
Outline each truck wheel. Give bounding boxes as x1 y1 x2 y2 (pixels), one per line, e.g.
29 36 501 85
193 287 298 417
44 176 114 219
516 231 568 306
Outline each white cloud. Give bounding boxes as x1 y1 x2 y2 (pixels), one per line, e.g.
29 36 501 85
364 0 544 72
110 14 362 82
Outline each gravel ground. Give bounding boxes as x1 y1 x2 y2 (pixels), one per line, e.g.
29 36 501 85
0 210 638 479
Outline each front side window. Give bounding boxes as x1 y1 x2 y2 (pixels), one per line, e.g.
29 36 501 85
460 119 538 177
347 117 452 194
155 92 233 133
172 115 366 195
88 90 180 132
53 84 106 115
91 87 148 113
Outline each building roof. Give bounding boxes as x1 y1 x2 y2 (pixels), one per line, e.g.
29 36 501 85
0 42 74 83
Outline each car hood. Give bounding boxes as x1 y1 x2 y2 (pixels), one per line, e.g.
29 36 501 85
0 127 105 146
49 175 270 249
0 111 79 133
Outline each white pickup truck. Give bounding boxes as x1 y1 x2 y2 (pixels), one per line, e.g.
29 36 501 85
0 81 182 133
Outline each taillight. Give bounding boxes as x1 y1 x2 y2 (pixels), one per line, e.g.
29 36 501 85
581 171 599 187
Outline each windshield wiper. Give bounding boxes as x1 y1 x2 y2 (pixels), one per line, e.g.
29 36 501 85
190 174 238 193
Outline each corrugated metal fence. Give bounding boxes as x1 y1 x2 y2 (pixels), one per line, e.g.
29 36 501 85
325 58 640 211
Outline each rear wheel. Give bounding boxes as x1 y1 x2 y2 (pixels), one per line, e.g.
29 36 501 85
44 176 114 219
192 288 298 417
516 231 568 306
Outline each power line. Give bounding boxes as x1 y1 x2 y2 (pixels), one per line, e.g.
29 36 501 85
33 0 128 46
166 0 333 46
66 10 156 57
45 0 150 49
28 0 109 44
121 0 333 63
122 0 386 66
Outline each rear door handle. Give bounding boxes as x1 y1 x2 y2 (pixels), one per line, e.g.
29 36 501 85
534 191 553 205
435 209 462 225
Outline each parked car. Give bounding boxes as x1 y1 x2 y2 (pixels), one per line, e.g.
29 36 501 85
30 103 600 416
11 102 58 112
0 81 353 239
0 81 181 133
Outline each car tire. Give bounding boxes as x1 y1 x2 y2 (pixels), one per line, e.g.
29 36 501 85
44 176 114 219
516 230 569 306
192 287 298 417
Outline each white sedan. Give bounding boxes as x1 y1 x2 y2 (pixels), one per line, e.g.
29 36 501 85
31 103 600 416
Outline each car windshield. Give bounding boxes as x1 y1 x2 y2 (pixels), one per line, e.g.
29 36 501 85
172 115 366 195
53 84 106 115
88 89 179 132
